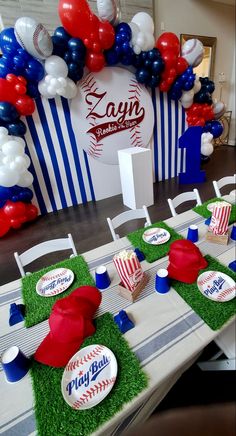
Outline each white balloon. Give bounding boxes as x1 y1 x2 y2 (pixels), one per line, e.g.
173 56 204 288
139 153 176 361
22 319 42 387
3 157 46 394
201 142 214 156
57 78 77 99
96 0 121 25
142 33 155 51
133 44 142 55
17 170 34 187
182 38 204 67
2 155 14 165
14 17 53 60
0 166 19 187
45 74 53 83
193 77 201 94
38 79 54 98
213 101 226 119
129 22 139 40
45 56 68 78
132 12 154 33
58 77 67 87
136 32 145 46
2 140 25 156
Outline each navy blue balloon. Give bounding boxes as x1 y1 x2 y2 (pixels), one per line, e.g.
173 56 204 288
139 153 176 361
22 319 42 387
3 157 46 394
27 82 40 99
54 26 70 45
135 68 150 85
17 48 31 61
0 28 20 53
116 23 132 38
0 186 11 201
105 49 119 65
19 189 33 202
121 50 134 65
114 44 122 56
0 102 19 123
208 120 223 138
148 75 161 88
68 38 86 55
148 48 161 61
70 51 85 64
68 63 84 82
0 59 12 77
25 59 44 82
205 81 215 93
52 39 66 57
151 58 165 74
6 119 27 136
64 51 71 63
144 59 153 70
122 41 131 53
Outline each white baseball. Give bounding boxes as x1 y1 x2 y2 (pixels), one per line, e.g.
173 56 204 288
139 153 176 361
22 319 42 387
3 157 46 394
70 67 154 165
182 38 204 67
14 17 53 59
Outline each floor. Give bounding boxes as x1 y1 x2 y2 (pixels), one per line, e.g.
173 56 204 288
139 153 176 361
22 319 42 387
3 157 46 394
0 145 235 286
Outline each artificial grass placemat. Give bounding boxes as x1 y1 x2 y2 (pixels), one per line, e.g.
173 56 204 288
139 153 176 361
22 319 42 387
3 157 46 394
127 221 183 263
193 197 236 224
31 312 148 436
22 256 95 328
172 255 236 331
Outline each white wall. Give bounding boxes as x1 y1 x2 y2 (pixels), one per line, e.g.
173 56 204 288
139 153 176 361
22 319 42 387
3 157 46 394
154 0 235 143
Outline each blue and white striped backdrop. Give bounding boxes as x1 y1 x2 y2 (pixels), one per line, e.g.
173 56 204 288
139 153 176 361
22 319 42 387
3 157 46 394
24 88 187 215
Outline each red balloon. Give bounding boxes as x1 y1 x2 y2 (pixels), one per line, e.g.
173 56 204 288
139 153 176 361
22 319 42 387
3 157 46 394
3 201 26 219
156 32 180 55
15 83 27 95
162 50 178 71
0 78 17 105
86 51 105 72
9 218 23 229
159 81 170 92
58 0 99 40
0 217 10 237
176 57 189 75
26 204 38 221
15 95 35 116
98 21 115 50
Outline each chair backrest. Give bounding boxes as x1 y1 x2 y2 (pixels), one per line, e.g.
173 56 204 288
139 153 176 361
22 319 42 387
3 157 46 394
213 174 236 198
107 205 152 241
167 189 202 217
14 233 77 277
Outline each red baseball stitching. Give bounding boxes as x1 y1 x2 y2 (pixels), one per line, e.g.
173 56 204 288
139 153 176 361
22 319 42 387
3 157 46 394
128 79 143 148
41 269 68 282
198 272 217 287
33 24 47 58
72 376 116 409
217 285 236 300
66 345 105 372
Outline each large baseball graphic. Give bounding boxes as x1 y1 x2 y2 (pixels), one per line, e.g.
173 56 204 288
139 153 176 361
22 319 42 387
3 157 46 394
71 67 154 165
61 344 117 409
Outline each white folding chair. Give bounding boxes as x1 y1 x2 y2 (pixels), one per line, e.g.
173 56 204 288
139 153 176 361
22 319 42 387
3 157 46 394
213 174 236 198
167 189 202 217
107 205 152 241
14 233 77 277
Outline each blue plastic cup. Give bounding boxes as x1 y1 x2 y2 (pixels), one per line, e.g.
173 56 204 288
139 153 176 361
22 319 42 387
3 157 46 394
134 248 145 262
95 265 111 290
187 225 199 243
230 224 236 241
228 260 236 272
155 269 170 294
1 346 31 383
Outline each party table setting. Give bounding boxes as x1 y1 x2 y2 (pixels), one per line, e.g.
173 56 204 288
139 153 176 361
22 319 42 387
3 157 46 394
0 197 236 436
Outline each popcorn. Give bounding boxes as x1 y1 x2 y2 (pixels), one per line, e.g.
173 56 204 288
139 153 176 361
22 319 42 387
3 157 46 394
209 201 232 235
113 250 143 291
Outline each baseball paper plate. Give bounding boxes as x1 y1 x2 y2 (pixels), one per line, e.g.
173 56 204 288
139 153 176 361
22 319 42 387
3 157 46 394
197 270 236 302
142 227 170 245
36 268 74 297
61 344 117 410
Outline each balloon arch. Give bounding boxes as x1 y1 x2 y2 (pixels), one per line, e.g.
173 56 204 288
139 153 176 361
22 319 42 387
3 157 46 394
0 0 225 237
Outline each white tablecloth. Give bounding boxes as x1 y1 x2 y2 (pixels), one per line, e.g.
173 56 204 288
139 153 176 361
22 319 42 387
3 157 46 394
0 207 235 436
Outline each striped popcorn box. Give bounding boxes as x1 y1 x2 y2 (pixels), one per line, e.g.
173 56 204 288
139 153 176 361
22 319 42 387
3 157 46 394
209 201 232 235
113 250 144 292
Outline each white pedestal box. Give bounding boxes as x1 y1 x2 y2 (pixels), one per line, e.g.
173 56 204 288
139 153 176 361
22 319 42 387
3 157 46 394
118 147 154 210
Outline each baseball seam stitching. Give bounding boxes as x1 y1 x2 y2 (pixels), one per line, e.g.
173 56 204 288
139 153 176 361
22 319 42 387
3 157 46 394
72 376 116 409
66 345 104 372
128 79 143 148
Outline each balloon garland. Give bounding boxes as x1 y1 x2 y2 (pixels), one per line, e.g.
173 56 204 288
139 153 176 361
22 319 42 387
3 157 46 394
0 0 225 237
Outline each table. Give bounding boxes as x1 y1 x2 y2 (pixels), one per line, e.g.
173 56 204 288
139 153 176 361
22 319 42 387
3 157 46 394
0 205 235 436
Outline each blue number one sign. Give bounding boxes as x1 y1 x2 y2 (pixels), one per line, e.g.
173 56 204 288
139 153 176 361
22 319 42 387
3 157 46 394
179 126 206 184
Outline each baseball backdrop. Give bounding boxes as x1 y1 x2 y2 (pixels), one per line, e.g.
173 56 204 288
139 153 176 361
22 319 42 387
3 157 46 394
24 66 187 214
